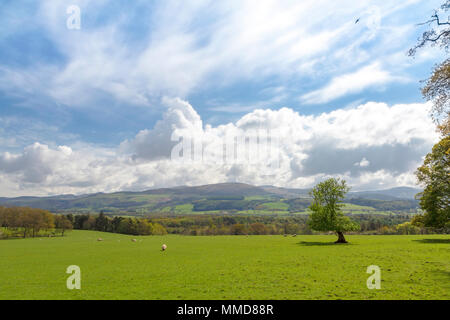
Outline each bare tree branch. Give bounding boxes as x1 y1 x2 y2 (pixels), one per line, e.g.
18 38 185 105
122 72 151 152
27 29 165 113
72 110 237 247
409 2 450 56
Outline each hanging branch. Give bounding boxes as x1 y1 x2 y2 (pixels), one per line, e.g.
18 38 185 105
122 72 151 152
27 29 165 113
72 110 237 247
409 1 450 56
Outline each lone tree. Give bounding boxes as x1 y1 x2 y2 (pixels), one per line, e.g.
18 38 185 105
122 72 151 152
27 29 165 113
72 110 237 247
308 178 359 243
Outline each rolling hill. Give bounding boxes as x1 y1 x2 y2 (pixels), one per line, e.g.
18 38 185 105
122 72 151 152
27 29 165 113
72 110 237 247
0 183 421 214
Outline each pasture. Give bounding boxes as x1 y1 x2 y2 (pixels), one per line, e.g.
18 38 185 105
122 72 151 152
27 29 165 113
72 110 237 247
0 231 448 299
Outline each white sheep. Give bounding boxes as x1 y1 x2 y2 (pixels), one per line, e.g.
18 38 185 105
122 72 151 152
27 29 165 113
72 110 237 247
161 244 167 251
131 239 137 242
97 238 103 241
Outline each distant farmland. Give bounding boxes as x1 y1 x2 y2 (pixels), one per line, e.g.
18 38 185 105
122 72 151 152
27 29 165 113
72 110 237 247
0 183 421 216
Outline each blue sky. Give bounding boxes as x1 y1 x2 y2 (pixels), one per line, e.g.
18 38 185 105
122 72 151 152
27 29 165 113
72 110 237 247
0 0 446 196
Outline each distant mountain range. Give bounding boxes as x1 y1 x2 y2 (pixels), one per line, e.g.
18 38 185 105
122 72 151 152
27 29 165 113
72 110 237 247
259 185 422 200
0 183 421 214
348 187 422 201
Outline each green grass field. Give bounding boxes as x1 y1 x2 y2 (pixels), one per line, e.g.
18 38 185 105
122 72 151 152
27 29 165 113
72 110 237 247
0 230 448 300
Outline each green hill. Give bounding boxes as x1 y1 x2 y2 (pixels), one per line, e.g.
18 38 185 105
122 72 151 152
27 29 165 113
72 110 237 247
0 183 420 215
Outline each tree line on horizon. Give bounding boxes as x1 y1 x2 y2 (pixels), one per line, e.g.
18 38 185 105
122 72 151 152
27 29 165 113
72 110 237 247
67 212 168 236
1 205 439 240
0 207 72 239
66 209 442 237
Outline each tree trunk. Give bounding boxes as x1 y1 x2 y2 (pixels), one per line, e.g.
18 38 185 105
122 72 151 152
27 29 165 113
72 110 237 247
335 231 347 243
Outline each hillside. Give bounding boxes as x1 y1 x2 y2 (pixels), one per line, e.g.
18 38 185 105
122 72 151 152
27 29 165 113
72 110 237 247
0 183 421 215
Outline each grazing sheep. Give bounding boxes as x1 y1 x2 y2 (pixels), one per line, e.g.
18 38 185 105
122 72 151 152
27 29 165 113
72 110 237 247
97 238 103 241
161 244 167 251
293 234 297 237
131 239 137 242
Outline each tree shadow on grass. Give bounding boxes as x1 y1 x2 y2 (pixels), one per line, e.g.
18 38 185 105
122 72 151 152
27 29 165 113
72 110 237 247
297 241 355 246
430 270 450 285
412 239 450 244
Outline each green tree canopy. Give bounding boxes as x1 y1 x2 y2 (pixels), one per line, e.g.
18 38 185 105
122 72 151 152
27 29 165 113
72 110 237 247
308 178 359 243
414 136 450 229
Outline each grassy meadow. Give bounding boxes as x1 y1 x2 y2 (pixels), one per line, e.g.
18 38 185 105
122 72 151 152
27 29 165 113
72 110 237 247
0 230 448 300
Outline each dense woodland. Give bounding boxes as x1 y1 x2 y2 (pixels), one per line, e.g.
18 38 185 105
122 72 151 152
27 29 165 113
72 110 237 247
147 213 434 236
67 212 167 236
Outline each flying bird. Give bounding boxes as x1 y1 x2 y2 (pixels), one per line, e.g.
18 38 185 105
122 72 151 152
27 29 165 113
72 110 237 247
355 18 360 24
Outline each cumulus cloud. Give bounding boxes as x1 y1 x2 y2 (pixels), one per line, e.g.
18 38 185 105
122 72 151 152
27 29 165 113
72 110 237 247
0 99 439 196
0 143 57 183
119 97 203 161
354 157 370 167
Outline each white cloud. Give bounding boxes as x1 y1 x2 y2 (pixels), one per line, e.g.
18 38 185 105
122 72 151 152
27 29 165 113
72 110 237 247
354 157 370 167
119 97 203 161
0 0 432 108
301 63 407 104
0 99 439 196
0 143 69 183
